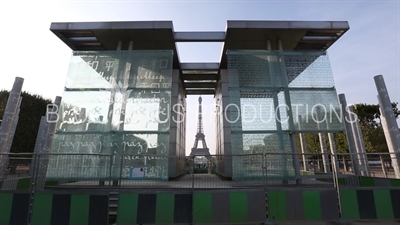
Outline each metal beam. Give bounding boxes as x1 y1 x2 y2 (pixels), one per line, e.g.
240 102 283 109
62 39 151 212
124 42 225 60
184 82 217 88
226 20 349 30
301 36 337 41
186 90 215 95
182 74 218 80
66 37 98 42
181 63 219 70
174 32 225 42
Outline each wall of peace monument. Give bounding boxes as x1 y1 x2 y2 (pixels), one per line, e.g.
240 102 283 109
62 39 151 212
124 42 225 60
40 20 352 182
46 50 185 180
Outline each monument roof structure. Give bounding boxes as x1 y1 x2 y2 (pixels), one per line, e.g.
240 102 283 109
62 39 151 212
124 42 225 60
50 20 349 95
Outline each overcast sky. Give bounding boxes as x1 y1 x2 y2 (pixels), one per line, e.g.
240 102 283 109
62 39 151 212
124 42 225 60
0 0 399 154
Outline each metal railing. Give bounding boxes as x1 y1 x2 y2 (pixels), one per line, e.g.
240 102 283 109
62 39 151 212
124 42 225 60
1 152 400 191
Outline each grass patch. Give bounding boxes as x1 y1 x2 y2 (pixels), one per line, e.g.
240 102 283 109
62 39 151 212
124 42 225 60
45 180 59 186
16 178 31 190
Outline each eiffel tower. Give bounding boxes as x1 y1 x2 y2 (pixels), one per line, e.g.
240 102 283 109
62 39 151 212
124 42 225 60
190 96 211 159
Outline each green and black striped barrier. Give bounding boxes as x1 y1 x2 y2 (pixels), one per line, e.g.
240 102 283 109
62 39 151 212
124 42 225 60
0 192 30 225
116 192 192 224
340 189 400 220
116 190 265 224
192 190 266 224
268 189 339 221
30 193 109 225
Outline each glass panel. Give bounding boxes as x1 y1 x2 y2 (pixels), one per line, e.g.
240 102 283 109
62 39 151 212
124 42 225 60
120 133 169 180
46 154 112 180
56 91 112 132
65 51 173 89
48 50 173 180
47 132 169 179
285 53 335 88
231 132 294 180
261 133 293 180
46 133 113 179
225 50 342 180
121 155 168 180
122 90 171 132
129 51 173 89
227 90 289 131
227 50 283 88
289 89 344 131
65 51 119 89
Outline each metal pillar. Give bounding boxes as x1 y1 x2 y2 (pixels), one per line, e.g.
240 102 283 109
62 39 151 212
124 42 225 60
0 77 23 181
374 75 400 178
118 40 133 129
0 77 24 153
318 132 330 173
338 94 361 175
324 118 340 175
30 116 48 175
266 40 288 182
355 110 371 176
298 115 309 171
316 107 330 173
380 106 400 178
42 96 62 154
5 97 22 153
36 96 62 189
113 40 124 186
327 132 340 174
349 105 370 176
277 39 301 184
380 154 388 178
276 40 301 184
290 132 301 184
326 118 340 174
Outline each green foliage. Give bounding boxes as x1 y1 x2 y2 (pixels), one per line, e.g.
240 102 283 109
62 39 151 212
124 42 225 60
0 90 51 153
333 132 349 153
353 103 400 127
295 132 349 154
295 102 399 154
353 103 399 153
303 133 319 153
16 178 31 190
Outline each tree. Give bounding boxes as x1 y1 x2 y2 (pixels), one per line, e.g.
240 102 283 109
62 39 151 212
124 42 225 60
333 132 349 153
353 103 400 128
294 102 399 154
353 103 399 153
295 131 349 154
0 90 51 153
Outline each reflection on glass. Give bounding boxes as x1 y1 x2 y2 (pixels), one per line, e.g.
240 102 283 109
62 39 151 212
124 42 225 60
290 90 344 131
48 50 173 180
231 133 294 180
285 54 335 88
57 91 112 132
226 50 343 181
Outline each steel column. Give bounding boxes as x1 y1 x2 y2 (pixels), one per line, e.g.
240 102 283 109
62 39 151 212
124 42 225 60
338 94 361 175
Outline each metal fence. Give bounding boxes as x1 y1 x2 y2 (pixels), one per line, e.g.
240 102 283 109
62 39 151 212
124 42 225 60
0 153 34 190
1 152 400 191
